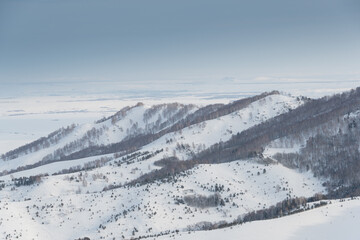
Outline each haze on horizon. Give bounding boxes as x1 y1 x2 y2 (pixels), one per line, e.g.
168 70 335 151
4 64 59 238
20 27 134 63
0 0 359 87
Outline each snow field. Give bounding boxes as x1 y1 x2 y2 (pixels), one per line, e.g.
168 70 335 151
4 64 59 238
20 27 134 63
156 197 360 240
0 158 324 239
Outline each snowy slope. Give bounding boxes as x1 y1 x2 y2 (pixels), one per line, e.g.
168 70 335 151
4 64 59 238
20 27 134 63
0 158 324 240
156 198 360 240
0 102 198 173
0 93 302 176
136 94 303 162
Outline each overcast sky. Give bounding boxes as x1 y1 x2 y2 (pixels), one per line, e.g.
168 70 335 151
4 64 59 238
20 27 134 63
0 0 359 84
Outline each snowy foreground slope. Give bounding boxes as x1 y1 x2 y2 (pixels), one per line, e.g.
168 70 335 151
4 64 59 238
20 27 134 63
0 159 324 240
157 198 360 240
1 89 360 240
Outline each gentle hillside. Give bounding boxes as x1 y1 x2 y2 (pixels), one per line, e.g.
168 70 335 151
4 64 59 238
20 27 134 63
0 91 300 176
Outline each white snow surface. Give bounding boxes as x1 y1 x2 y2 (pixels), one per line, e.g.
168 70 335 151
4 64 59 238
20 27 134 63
157 198 360 240
0 158 325 240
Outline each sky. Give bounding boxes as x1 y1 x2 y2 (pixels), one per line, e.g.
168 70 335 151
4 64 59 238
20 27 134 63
0 0 359 86
0 0 359 152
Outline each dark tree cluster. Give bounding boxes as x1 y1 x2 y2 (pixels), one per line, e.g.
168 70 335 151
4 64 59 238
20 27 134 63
12 174 47 187
183 193 224 208
128 157 197 187
274 126 360 188
115 149 163 167
185 194 327 233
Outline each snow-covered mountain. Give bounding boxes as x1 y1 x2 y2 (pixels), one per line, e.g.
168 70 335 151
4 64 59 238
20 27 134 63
1 88 360 240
